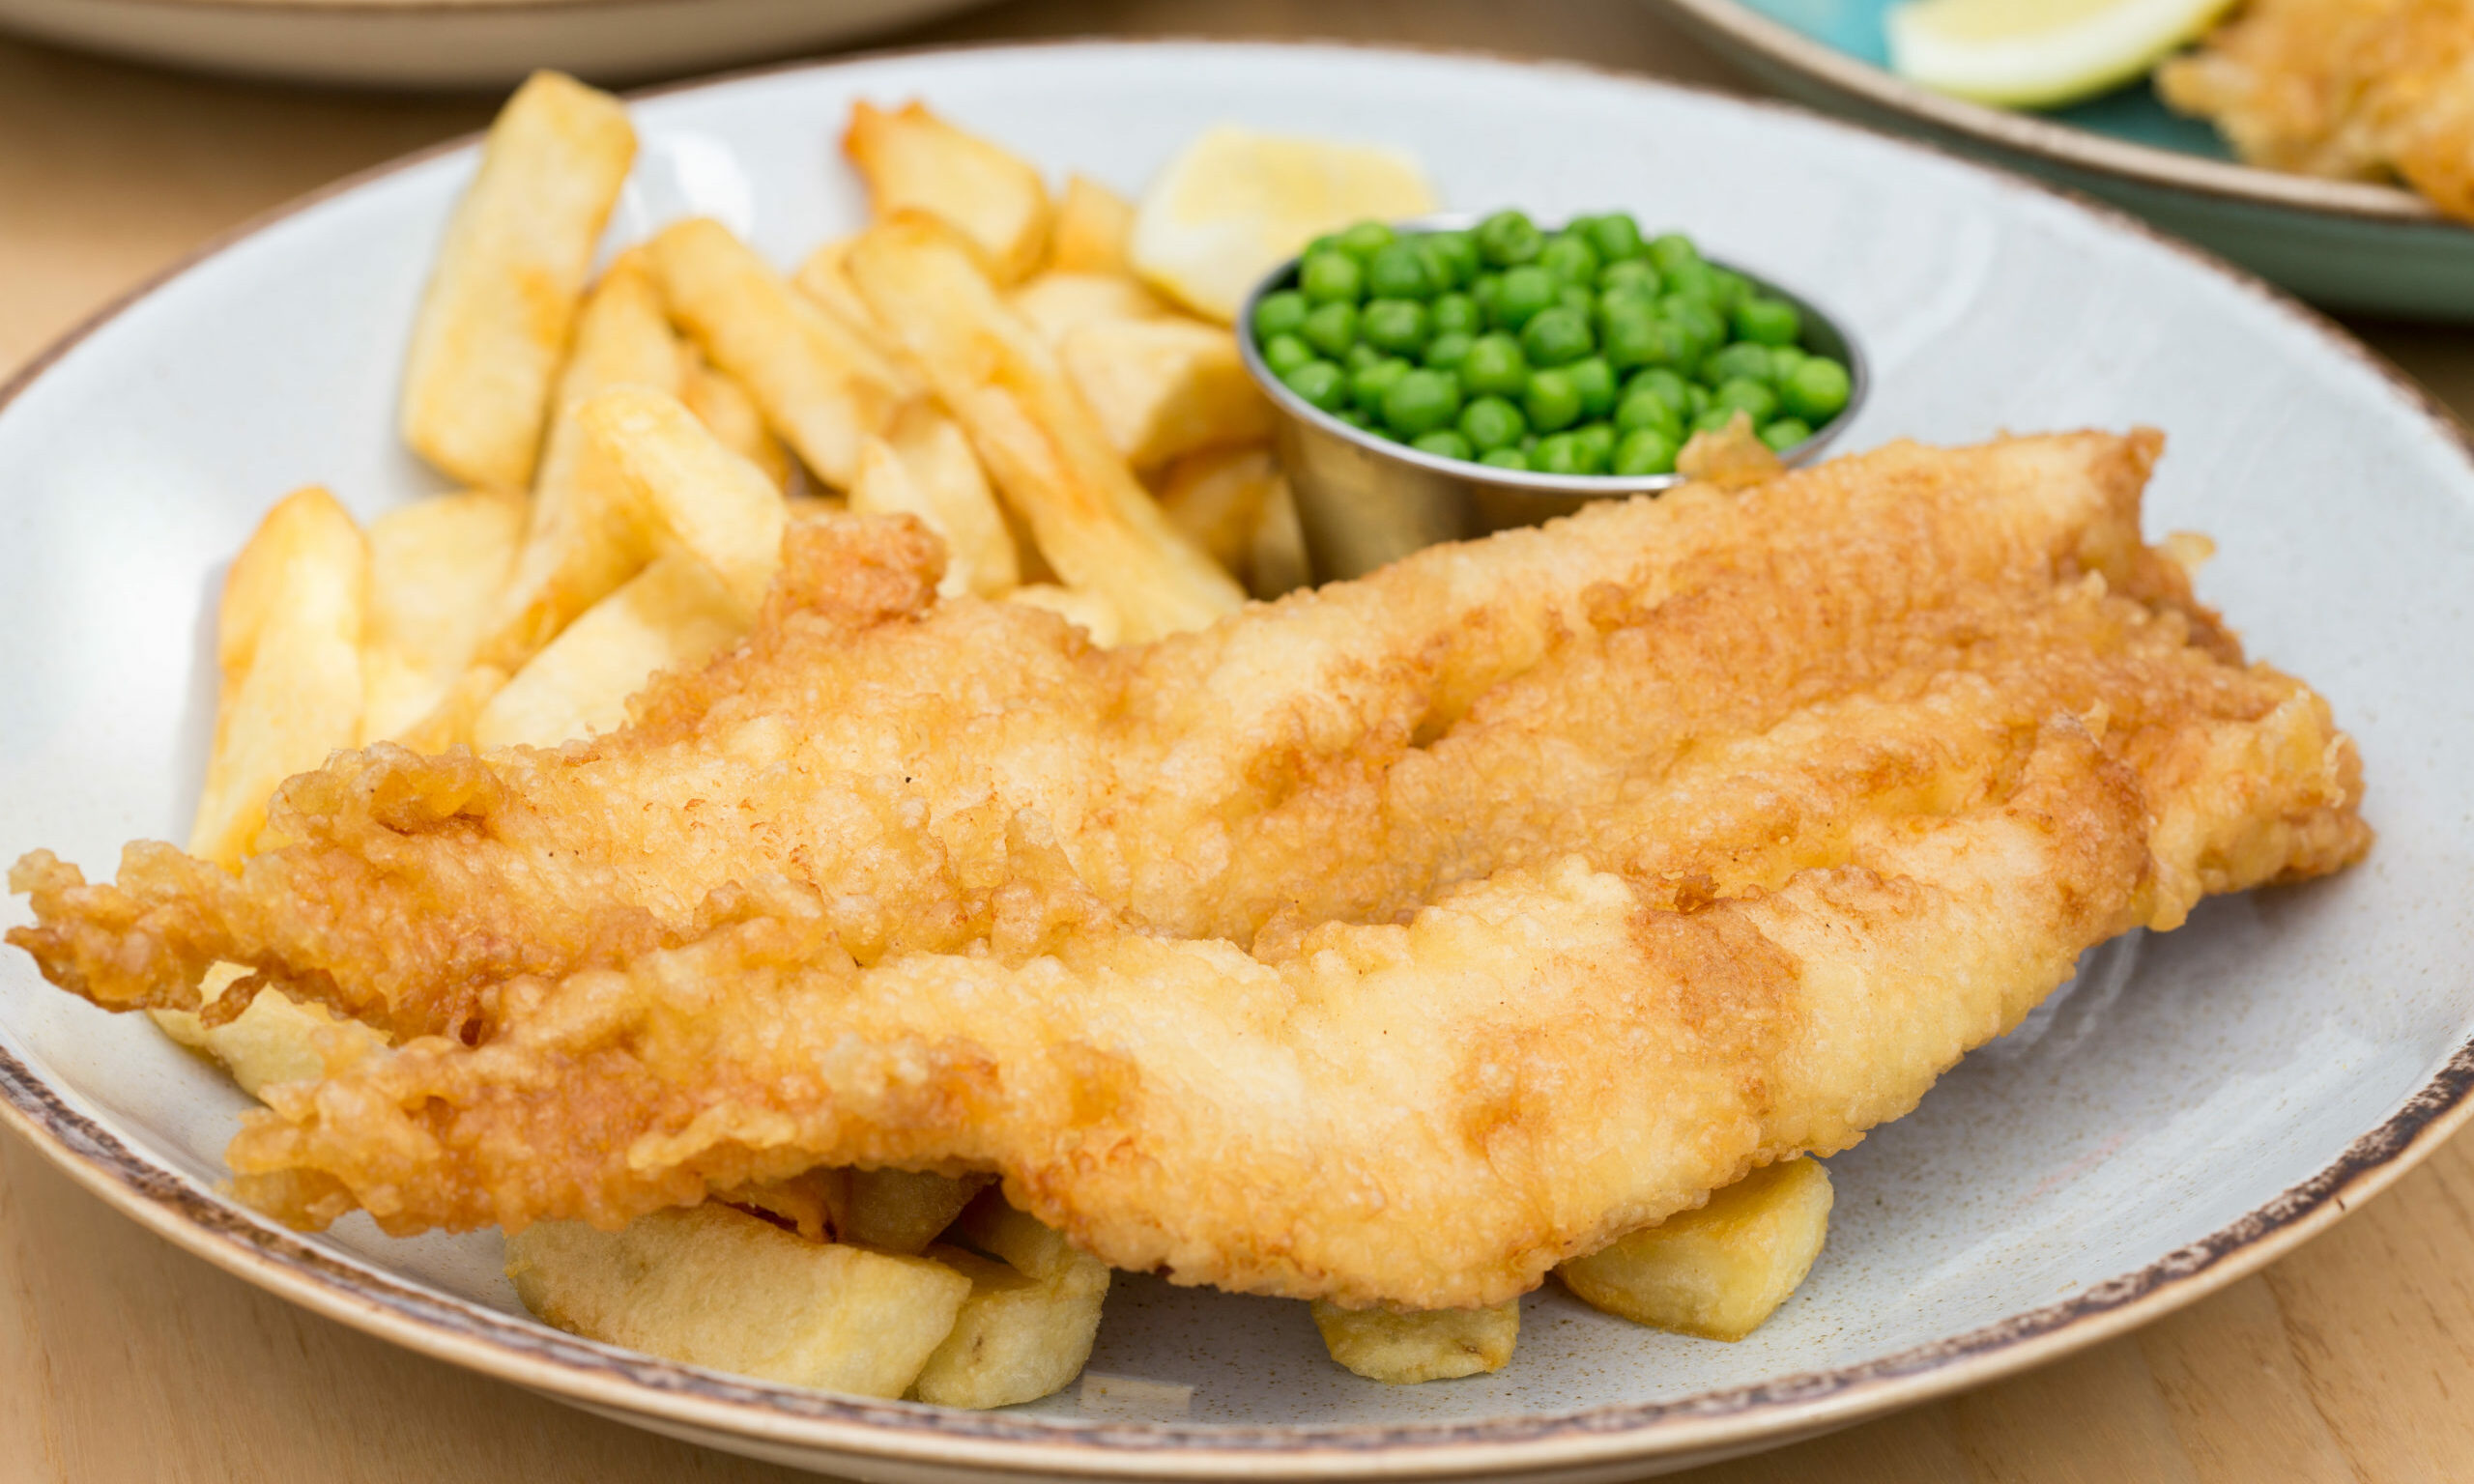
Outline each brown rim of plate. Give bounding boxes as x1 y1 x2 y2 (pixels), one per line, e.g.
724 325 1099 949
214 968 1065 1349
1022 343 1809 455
14 0 744 15
2 36 2471 1478
1652 0 2450 226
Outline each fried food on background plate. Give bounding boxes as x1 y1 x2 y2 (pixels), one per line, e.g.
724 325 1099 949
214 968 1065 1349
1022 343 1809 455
2161 0 2474 221
8 430 2369 1314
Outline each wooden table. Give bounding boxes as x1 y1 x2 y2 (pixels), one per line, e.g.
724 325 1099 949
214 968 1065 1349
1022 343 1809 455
4 3 2470 1479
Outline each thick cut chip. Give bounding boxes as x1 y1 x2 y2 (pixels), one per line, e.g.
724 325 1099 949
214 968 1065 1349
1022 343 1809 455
477 249 678 672
849 408 1019 599
1248 472 1311 599
846 214 1244 641
399 71 635 492
1009 271 1165 347
790 237 889 347
844 100 1052 284
841 1169 989 1255
1156 443 1278 576
506 1204 971 1396
471 554 743 748
680 352 792 492
155 979 388 1099
1129 125 1435 324
192 487 368 870
392 665 510 755
1556 1156 1834 1342
577 385 787 620
911 1242 1108 1408
1061 316 1272 471
718 1169 848 1242
1310 1300 1518 1384
360 492 524 745
1047 174 1136 275
1004 584 1123 646
649 216 914 492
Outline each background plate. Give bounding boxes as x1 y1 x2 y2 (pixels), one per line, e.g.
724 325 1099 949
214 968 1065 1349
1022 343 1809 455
0 0 992 89
2 40 2471 1483
1647 0 2474 321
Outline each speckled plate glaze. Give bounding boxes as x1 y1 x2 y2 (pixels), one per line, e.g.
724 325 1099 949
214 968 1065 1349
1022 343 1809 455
3 41 2471 1484
0 0 989 89
1646 0 2474 322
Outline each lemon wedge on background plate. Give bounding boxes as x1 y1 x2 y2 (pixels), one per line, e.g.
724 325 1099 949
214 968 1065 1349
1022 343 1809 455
1886 0 2240 108
1129 126 1436 324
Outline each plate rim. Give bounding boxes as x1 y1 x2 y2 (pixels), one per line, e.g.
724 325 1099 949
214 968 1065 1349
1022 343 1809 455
4 35 2472 1477
1650 0 2450 227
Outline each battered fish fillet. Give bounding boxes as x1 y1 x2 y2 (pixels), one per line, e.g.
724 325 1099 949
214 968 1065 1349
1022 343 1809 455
7 433 2368 1311
2161 0 2474 221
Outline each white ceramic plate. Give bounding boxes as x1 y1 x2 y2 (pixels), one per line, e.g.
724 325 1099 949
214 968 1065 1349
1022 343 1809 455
4 41 2471 1484
0 0 987 89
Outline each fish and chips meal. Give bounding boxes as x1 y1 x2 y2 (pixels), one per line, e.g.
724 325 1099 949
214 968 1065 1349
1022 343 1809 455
4 71 2370 1405
1888 0 2474 225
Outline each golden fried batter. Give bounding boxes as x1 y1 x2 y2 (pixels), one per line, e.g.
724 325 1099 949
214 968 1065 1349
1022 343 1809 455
8 433 2368 1310
2162 0 2474 221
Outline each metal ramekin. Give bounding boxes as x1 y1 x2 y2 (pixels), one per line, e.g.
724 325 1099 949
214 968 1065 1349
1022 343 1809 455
1237 218 1870 581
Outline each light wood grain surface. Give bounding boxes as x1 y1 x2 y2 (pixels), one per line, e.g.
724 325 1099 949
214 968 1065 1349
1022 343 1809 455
4 4 2470 1480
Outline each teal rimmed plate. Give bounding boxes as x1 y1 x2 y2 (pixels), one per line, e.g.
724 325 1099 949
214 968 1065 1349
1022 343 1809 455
1650 0 2474 321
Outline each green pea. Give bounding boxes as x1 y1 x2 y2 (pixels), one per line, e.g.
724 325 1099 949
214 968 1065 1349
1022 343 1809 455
1712 377 1780 423
1475 210 1545 267
1685 384 1712 418
1612 427 1681 476
1662 298 1725 365
1627 367 1689 411
1459 394 1526 452
1480 447 1531 471
1692 404 1742 436
1424 330 1475 370
1600 306 1670 374
1460 333 1528 397
1362 298 1430 355
1572 422 1616 473
1367 243 1436 300
1768 345 1809 384
1568 357 1618 419
1525 367 1583 433
1252 289 1310 341
1521 305 1594 367
1307 231 1344 258
1470 272 1504 324
1424 230 1482 288
1429 293 1481 337
1530 431 1585 475
1615 388 1682 440
1349 356 1413 415
1761 417 1814 452
1383 367 1462 438
1647 233 1702 275
1493 266 1558 330
1281 359 1348 413
1539 235 1601 288
1708 342 1775 387
1583 213 1646 264
1663 258 1720 306
1557 284 1596 319
1733 296 1801 347
1262 332 1315 378
1301 300 1359 359
1345 341 1387 373
1337 220 1396 259
1412 429 1473 462
1709 269 1754 313
1596 281 1659 330
1300 249 1365 304
1599 257 1662 297
1782 357 1852 421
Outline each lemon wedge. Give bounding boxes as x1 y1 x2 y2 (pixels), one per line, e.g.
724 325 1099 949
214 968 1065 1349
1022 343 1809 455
1129 126 1436 325
1886 0 2240 108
